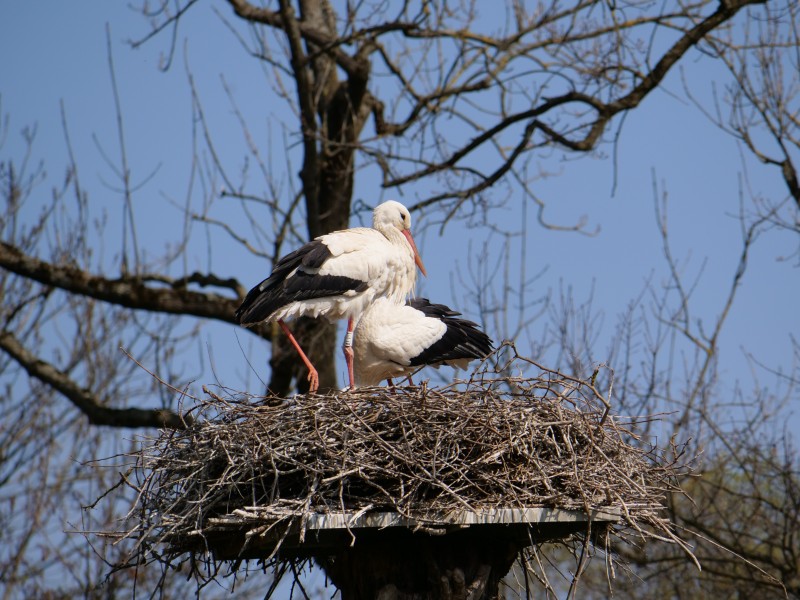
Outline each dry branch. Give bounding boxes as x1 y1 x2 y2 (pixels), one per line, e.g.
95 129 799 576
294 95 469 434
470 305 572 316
0 241 248 328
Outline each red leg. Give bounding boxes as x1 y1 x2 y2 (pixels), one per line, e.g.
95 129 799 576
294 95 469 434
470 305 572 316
278 319 319 393
342 317 356 390
386 377 396 393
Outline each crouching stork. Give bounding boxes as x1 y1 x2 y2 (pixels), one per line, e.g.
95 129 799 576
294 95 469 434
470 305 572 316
353 297 493 388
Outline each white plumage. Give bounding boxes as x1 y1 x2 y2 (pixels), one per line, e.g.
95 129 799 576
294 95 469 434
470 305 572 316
235 200 426 392
353 297 494 388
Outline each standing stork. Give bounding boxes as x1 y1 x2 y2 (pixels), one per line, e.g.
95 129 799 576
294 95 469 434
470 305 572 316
353 297 494 388
235 200 426 392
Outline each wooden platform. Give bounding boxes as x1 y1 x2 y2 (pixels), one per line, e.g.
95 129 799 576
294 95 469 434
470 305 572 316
189 505 622 560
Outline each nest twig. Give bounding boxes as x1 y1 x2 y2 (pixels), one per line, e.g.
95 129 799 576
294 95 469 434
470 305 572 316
105 351 696 591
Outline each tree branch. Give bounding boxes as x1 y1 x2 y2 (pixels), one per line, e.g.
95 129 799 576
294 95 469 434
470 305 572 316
278 0 322 238
0 330 192 429
604 1 764 114
0 242 240 321
388 91 602 188
226 0 369 78
385 0 764 191
0 241 276 340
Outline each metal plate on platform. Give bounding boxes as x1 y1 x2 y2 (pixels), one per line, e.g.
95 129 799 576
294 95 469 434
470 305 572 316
304 506 621 531
195 505 624 559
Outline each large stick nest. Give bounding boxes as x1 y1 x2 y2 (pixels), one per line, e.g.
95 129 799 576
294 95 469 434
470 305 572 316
112 353 695 580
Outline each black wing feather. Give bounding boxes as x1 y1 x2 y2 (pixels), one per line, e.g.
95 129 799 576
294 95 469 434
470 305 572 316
235 239 367 325
407 298 494 366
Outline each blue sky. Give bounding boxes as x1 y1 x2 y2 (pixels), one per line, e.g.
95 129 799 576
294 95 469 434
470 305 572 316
2 4 797 408
2 2 798 596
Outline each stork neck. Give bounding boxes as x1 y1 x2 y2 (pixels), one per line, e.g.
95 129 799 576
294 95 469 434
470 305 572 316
379 225 409 249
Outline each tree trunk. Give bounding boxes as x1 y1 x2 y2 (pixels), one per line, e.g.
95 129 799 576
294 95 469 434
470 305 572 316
270 0 373 395
269 317 339 396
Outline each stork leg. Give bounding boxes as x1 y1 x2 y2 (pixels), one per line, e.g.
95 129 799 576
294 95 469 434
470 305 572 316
278 319 319 393
342 317 356 390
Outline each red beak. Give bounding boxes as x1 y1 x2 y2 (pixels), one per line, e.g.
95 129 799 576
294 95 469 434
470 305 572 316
402 229 427 276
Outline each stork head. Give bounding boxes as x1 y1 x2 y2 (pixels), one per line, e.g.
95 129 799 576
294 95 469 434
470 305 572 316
373 200 427 276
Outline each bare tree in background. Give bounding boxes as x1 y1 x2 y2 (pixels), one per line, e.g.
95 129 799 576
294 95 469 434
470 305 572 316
528 183 800 598
1 0 799 596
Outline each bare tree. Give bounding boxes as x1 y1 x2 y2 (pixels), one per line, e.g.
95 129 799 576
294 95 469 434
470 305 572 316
1 0 799 596
527 183 800 598
6 0 794 401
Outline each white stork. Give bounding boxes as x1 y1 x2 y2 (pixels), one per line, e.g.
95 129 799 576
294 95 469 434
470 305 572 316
353 297 494 388
235 200 426 392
